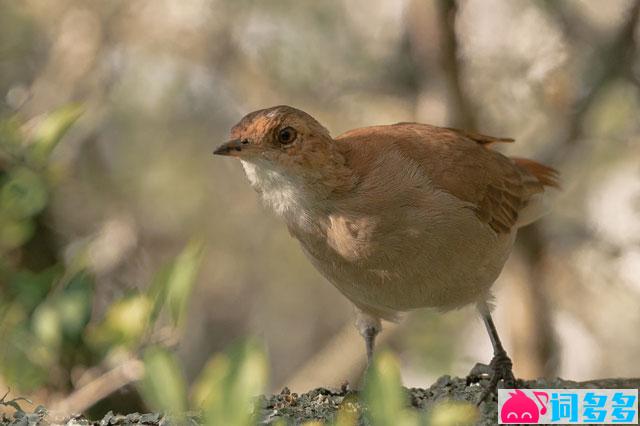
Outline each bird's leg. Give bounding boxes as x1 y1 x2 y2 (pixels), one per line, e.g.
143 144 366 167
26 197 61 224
363 326 378 365
353 311 382 390
467 301 516 404
355 310 382 367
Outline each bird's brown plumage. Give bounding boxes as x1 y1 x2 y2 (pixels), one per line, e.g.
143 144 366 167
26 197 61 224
335 123 558 234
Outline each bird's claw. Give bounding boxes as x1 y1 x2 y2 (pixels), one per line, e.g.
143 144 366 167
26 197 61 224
467 351 516 405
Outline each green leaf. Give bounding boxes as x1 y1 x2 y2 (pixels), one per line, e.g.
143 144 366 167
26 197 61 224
8 266 61 313
32 303 62 349
149 239 204 328
55 273 94 340
30 272 94 346
363 351 416 426
193 338 268 426
86 294 152 350
0 167 48 219
0 217 34 251
0 117 24 165
147 263 171 325
191 353 229 409
429 401 478 426
0 305 50 390
140 346 188 414
27 104 83 166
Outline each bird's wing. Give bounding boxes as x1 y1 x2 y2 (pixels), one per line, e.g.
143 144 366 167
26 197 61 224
336 123 559 234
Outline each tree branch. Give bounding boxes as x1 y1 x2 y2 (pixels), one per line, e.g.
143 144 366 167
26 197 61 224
50 358 144 416
436 0 477 130
542 0 640 160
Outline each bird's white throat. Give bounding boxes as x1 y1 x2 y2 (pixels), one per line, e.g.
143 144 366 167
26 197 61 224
240 160 313 220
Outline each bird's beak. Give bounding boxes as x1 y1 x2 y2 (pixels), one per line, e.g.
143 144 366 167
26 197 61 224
213 139 243 157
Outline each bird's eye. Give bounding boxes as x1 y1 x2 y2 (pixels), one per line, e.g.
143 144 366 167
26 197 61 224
277 127 297 145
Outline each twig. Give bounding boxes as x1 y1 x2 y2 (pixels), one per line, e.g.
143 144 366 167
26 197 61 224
50 357 144 416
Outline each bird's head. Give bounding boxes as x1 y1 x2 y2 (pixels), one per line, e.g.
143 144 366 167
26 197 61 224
214 105 353 192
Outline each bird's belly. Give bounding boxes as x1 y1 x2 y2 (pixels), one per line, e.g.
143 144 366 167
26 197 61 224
296 202 516 318
303 230 515 317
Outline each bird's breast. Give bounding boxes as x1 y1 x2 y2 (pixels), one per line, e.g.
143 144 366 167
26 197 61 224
287 187 516 316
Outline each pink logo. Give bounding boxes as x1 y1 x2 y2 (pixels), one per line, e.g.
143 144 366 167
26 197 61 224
500 390 549 423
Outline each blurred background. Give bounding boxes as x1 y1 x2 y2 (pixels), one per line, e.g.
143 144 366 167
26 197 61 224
1 0 639 419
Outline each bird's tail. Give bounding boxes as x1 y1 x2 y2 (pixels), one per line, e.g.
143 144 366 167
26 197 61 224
512 157 560 189
512 157 561 227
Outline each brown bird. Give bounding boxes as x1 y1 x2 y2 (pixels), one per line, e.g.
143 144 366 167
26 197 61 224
214 105 559 396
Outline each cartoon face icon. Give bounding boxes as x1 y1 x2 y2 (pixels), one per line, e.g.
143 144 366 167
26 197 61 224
500 390 548 424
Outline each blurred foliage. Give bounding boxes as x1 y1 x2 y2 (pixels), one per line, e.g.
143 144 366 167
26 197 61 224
361 352 476 426
149 239 205 329
0 105 81 254
0 107 205 398
88 239 205 352
140 346 189 415
428 401 478 426
139 339 267 425
139 344 477 426
194 339 267 425
363 351 413 426
0 106 89 391
87 294 153 351
28 105 84 168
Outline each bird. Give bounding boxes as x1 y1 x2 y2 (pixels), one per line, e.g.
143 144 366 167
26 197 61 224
213 105 559 398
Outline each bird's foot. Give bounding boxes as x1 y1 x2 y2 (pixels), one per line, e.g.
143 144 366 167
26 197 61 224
466 351 516 405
